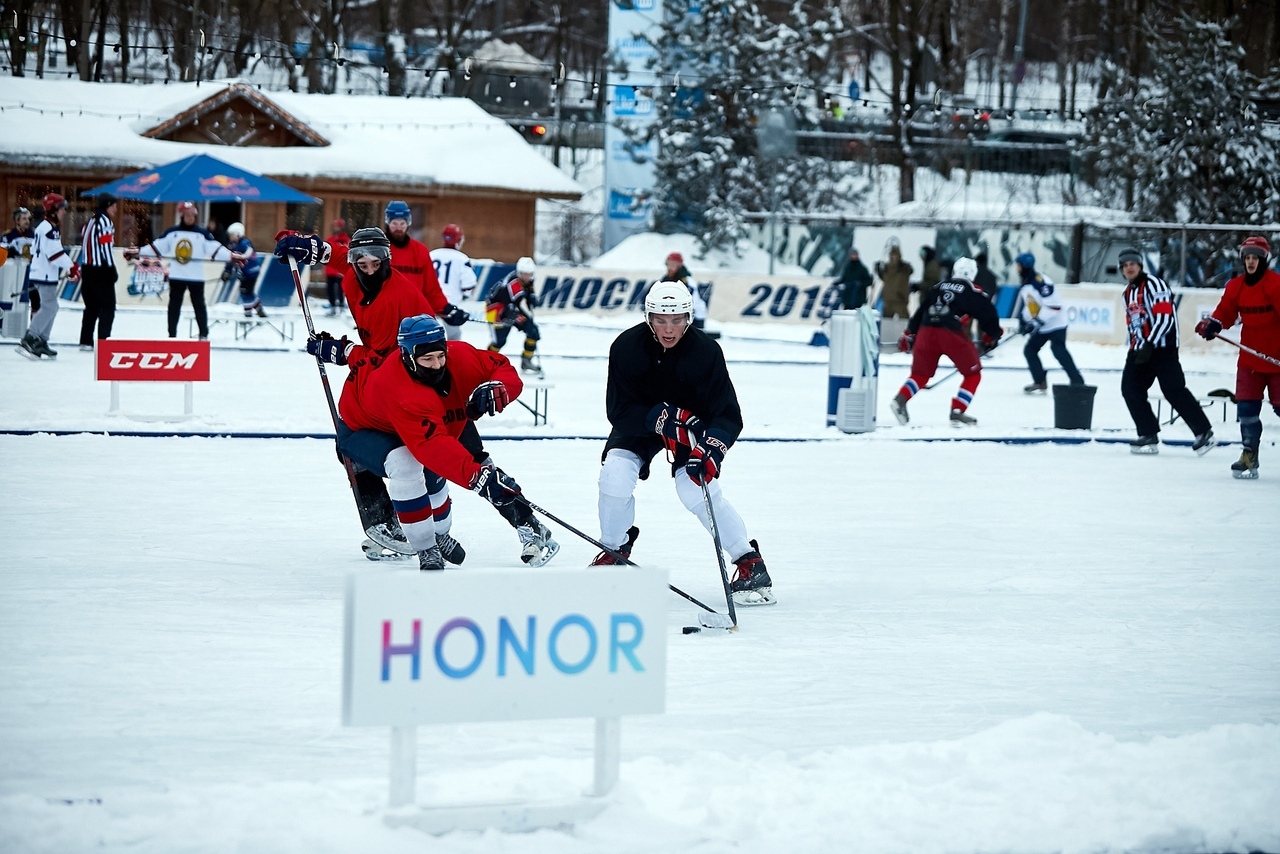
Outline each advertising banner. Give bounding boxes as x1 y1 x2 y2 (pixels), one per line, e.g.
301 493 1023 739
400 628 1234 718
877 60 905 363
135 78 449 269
343 568 669 727
95 339 211 382
603 0 663 251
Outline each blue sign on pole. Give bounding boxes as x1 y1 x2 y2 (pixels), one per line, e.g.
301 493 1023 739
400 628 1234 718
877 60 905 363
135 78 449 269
847 80 860 103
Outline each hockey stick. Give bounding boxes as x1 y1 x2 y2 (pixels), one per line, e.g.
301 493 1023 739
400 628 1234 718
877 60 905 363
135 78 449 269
1214 333 1280 368
516 495 734 627
923 327 1023 390
699 481 739 630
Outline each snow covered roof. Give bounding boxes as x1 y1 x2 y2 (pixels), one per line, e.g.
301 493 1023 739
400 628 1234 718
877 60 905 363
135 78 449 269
0 76 584 199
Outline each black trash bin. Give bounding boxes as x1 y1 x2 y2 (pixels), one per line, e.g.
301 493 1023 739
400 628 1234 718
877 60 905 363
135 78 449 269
1053 384 1097 430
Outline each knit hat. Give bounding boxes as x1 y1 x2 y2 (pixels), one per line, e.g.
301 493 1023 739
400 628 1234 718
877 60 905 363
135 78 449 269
96 192 118 211
1117 248 1143 267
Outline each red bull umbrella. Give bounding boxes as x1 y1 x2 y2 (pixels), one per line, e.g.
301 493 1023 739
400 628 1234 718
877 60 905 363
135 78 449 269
85 153 319 204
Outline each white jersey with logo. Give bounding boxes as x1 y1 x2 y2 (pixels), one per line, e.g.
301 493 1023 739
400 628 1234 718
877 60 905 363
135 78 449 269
429 247 478 303
139 224 231 283
29 219 73 283
1016 274 1069 334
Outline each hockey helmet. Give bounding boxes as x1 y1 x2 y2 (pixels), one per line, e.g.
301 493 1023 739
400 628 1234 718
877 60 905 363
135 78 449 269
515 256 536 275
384 200 412 225
442 223 463 248
398 314 448 384
42 193 67 214
226 221 245 238
1015 251 1035 270
952 257 978 282
1240 236 1270 262
348 227 393 291
646 281 694 317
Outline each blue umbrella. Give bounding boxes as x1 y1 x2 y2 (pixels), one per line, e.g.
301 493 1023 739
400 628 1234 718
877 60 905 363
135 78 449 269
85 153 319 204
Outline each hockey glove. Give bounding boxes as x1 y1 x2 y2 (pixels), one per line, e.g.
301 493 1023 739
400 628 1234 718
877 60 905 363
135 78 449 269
1018 318 1043 336
442 303 470 326
646 403 704 447
685 429 730 485
305 331 350 365
67 262 81 283
1195 317 1222 340
898 331 915 353
979 331 1002 355
466 380 510 419
470 464 521 507
525 291 540 309
1133 342 1155 365
274 233 331 267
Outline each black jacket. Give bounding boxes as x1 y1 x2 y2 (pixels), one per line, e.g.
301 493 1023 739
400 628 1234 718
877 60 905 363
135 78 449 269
907 277 1002 339
835 257 873 309
604 322 743 470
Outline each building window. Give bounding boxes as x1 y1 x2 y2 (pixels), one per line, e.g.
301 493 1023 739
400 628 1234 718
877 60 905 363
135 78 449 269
340 200 378 232
286 203 321 235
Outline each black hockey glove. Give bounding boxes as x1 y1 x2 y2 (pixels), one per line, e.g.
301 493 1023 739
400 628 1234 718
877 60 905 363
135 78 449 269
685 429 729 485
274 233 331 267
646 403 704 447
979 331 1001 355
1133 342 1155 365
466 380 511 419
442 304 470 326
524 291 540 308
470 464 521 507
1195 317 1222 340
306 331 350 365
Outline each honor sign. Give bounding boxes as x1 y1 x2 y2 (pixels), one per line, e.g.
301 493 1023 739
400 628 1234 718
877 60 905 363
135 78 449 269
343 569 668 727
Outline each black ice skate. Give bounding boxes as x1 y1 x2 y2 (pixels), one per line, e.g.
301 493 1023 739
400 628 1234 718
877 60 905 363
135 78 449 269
17 333 43 360
590 526 640 566
889 393 909 425
1231 448 1259 480
517 518 560 567
34 336 58 359
1192 430 1216 456
1024 382 1048 394
1130 435 1159 455
730 540 775 606
418 545 445 571
437 532 466 565
949 408 977 426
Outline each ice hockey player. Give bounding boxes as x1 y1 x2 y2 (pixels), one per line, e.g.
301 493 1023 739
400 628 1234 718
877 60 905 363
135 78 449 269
486 255 544 377
1013 251 1085 393
430 223 479 340
125 201 241 340
384 201 468 334
1118 248 1215 456
275 227 459 562
223 222 265 318
1195 236 1280 478
341 314 558 569
591 281 773 606
20 193 79 359
890 257 1002 427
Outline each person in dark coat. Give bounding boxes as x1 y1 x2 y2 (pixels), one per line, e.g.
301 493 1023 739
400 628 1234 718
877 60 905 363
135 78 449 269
835 247 873 310
973 252 1000 303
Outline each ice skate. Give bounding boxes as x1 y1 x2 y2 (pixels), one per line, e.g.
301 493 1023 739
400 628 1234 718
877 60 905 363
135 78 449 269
589 526 639 566
1231 448 1259 480
516 518 560 567
1191 430 1216 456
949 408 977 426
33 337 57 359
79 344 94 352
889 393 909 425
418 544 446 571
17 333 42 359
730 539 775 606
520 354 544 379
1024 382 1048 394
437 532 466 565
361 539 412 561
255 304 268 318
1129 435 1159 455
365 520 414 555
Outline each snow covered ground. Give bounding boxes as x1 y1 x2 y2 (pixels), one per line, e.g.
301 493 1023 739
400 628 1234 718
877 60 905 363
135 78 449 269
2 302 1278 853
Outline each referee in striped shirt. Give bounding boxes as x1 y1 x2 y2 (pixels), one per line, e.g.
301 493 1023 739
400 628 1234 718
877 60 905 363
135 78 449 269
79 192 118 350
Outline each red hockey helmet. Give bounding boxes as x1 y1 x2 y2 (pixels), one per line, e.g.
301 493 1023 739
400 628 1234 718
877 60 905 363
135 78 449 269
442 223 463 248
42 192 67 214
665 251 683 266
176 201 198 219
1240 236 1271 262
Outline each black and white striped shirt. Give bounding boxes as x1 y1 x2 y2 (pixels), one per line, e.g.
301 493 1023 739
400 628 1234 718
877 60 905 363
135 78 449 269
80 211 116 267
1122 272 1179 350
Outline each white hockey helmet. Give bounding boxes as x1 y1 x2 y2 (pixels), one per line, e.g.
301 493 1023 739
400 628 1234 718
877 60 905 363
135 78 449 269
515 256 536 275
646 281 694 317
952 256 978 282
226 221 245 238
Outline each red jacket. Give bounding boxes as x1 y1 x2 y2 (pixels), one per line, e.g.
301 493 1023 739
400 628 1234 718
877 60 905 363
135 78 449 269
1212 268 1280 373
324 232 350 278
342 342 523 488
390 237 447 314
340 269 431 360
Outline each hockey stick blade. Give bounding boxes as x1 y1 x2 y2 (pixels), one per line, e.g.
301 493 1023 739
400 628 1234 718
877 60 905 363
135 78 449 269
697 610 736 629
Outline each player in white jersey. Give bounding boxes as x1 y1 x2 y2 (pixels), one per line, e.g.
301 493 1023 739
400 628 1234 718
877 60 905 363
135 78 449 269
430 223 479 341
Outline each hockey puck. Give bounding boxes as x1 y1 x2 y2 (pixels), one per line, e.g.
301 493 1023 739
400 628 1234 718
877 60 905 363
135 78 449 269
682 626 701 634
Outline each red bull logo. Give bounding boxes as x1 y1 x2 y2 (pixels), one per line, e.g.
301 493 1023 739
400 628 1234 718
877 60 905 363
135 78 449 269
116 172 161 193
199 175 260 198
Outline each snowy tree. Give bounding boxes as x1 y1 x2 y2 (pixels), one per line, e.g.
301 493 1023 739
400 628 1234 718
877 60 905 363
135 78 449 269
1078 16 1280 225
619 0 856 256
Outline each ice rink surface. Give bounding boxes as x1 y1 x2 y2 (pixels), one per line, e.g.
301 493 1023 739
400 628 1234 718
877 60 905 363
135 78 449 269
2 304 1278 853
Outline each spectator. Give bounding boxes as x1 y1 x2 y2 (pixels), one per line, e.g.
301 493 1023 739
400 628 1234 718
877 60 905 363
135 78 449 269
835 246 873 310
323 218 349 317
1014 251 1085 392
77 193 118 350
973 252 1000 303
1 207 36 321
913 245 942 293
20 193 78 359
662 251 709 330
224 222 265 318
874 245 912 319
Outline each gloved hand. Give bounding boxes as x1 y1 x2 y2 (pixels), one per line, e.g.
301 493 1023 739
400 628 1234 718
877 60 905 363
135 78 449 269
470 464 521 507
1195 317 1222 340
305 331 350 365
442 304 469 326
525 292 540 308
466 380 510 419
1018 318 1043 336
122 246 140 261
646 403 704 447
273 233 331 267
1133 342 1154 365
980 331 1001 355
898 331 915 353
68 262 81 283
685 430 729 485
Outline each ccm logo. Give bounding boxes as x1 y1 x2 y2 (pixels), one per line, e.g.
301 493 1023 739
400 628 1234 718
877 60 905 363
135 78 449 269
109 352 200 369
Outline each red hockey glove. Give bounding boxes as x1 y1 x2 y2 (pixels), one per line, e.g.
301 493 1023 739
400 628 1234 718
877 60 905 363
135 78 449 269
1195 317 1222 340
898 331 915 353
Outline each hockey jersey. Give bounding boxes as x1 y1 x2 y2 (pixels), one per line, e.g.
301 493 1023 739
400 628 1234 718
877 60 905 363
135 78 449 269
1016 274 1069 334
1122 272 1179 351
907 277 1002 340
138 224 232 283
389 237 447 314
1211 268 1280 373
429 247 479 304
29 218 73 283
486 272 537 325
